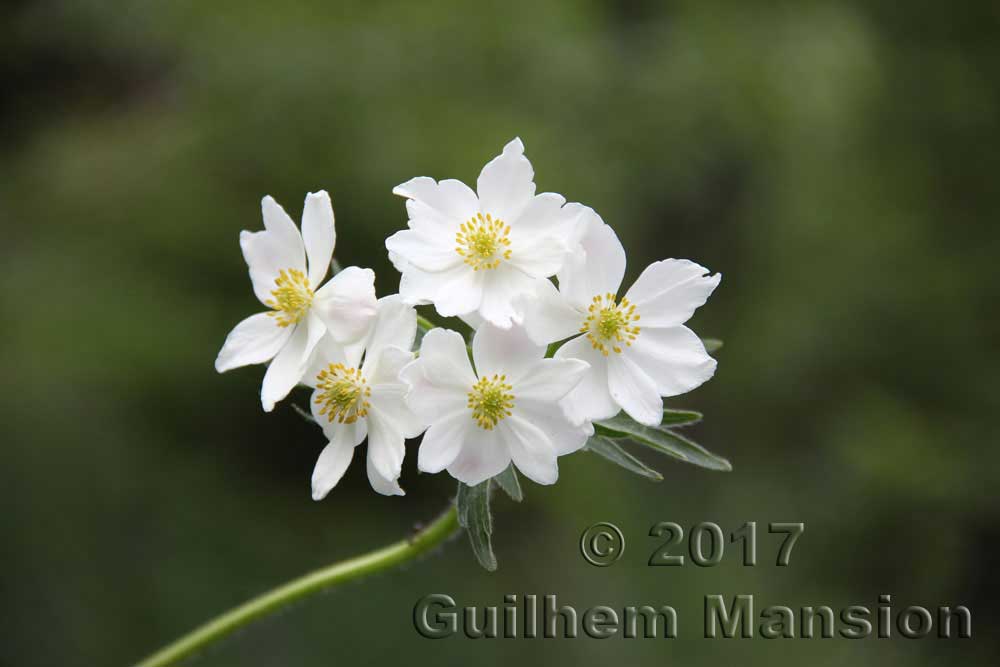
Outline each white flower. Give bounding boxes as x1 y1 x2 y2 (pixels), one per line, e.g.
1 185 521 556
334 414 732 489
520 210 721 426
401 324 591 486
215 191 377 411
386 138 576 328
304 296 425 499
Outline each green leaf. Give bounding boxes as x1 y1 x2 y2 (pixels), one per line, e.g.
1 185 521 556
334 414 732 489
598 408 701 432
585 436 663 481
594 410 704 438
594 414 732 472
659 408 703 427
702 338 724 353
455 480 497 571
493 465 523 502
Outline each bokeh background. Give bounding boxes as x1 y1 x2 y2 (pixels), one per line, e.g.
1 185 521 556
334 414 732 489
3 1 997 665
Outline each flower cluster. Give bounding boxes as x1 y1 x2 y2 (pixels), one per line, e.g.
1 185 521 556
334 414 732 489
217 139 720 501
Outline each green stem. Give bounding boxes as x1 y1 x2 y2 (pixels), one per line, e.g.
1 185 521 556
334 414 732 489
415 313 437 333
134 505 459 667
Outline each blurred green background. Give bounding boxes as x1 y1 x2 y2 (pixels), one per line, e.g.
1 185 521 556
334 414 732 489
2 0 997 665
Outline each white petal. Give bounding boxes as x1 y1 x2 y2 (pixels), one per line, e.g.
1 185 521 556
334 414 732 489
260 195 305 248
215 312 292 372
518 278 584 345
365 413 406 492
477 267 535 328
458 310 486 330
397 267 436 305
557 214 626 310
391 254 448 305
367 345 414 386
370 384 425 439
261 195 306 267
301 191 336 288
240 227 306 306
387 249 409 275
415 328 476 386
366 347 424 440
607 352 663 426
624 259 721 327
510 192 569 240
363 295 417 368
417 412 471 473
391 254 487 323
555 336 619 425
515 358 589 403
507 235 567 278
301 333 351 389
500 415 558 485
393 176 479 229
472 323 544 382
517 400 592 456
311 433 356 501
260 313 324 412
401 367 468 424
310 396 368 444
367 453 404 496
238 196 307 305
554 202 596 249
446 426 511 486
384 229 462 272
311 266 377 344
626 326 717 396
476 138 535 223
433 266 483 318
400 329 475 422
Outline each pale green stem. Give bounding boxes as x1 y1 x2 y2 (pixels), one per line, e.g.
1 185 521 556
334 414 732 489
134 506 459 667
415 313 437 333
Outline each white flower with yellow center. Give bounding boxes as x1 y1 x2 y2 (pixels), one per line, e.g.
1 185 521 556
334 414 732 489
215 191 377 411
519 210 721 426
385 138 576 328
304 296 425 499
400 325 591 486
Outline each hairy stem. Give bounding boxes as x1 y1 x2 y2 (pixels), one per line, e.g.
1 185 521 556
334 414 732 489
134 505 459 667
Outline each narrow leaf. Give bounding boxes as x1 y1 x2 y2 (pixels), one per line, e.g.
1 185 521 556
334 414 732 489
597 409 701 433
702 338 723 353
594 415 731 472
455 480 497 571
660 408 703 427
594 410 703 438
586 436 663 481
494 465 523 502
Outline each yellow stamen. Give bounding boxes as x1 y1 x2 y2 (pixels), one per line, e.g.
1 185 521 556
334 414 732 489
265 268 314 327
455 212 512 271
314 364 371 424
580 292 641 356
467 374 515 430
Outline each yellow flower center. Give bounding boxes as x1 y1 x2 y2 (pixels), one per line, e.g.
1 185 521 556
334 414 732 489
455 212 512 271
314 364 371 424
581 292 641 356
467 374 515 430
266 268 314 327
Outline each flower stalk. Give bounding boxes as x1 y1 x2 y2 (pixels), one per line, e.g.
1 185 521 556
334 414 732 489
134 506 459 667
